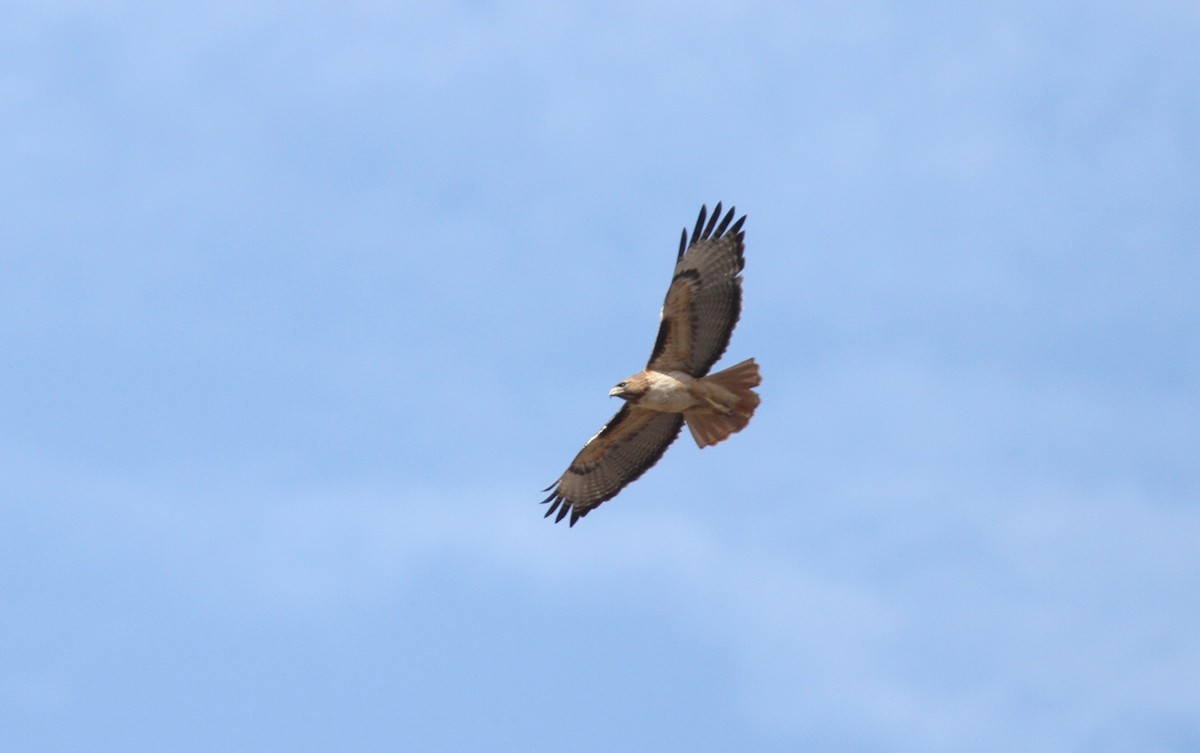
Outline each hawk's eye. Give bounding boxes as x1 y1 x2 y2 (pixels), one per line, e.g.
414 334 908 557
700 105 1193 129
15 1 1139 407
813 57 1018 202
617 381 627 388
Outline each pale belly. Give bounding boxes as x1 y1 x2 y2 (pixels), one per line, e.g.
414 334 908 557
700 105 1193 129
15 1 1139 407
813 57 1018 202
638 371 701 413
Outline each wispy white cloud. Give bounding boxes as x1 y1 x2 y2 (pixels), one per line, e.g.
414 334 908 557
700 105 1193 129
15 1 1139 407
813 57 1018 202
7 446 1196 750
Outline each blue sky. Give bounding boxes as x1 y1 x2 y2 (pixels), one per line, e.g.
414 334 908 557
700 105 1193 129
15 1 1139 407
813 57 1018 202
2 2 1198 751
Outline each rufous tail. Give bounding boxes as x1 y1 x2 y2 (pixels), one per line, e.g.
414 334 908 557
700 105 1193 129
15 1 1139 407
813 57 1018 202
684 358 761 448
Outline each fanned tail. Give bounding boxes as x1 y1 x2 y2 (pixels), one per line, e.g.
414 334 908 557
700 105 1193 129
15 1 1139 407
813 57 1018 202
684 358 761 448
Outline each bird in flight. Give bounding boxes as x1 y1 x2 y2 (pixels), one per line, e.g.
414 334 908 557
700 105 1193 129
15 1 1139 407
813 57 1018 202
542 203 761 526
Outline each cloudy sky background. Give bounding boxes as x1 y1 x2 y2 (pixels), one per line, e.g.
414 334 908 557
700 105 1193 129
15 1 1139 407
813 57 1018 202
3 1 1198 751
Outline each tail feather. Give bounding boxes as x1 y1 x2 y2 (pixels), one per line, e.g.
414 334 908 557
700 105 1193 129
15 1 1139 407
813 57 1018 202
706 358 762 393
685 358 761 448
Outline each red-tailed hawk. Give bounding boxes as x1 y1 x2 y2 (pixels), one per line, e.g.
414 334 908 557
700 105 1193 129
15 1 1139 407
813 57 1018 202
542 203 761 526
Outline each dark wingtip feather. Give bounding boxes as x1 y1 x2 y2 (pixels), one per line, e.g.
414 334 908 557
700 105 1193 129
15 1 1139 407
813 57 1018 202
679 203 744 257
691 204 707 248
714 205 735 237
702 201 722 239
542 493 583 526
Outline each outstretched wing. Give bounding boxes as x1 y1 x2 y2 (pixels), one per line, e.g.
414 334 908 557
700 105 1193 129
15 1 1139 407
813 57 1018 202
541 406 684 526
646 202 746 377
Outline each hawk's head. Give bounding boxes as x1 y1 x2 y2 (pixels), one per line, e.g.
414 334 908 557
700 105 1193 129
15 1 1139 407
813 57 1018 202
609 373 651 403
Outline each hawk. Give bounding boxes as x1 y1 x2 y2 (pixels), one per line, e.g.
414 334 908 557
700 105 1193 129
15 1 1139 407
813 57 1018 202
542 203 761 526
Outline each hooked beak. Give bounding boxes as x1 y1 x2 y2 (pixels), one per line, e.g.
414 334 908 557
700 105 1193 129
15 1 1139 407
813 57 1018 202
609 384 629 399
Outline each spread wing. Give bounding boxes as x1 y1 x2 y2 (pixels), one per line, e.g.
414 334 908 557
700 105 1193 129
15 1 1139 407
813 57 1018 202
646 203 746 377
541 406 684 526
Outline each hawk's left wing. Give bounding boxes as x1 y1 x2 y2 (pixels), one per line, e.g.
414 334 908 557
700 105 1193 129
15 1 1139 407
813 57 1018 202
541 406 685 526
646 203 747 377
